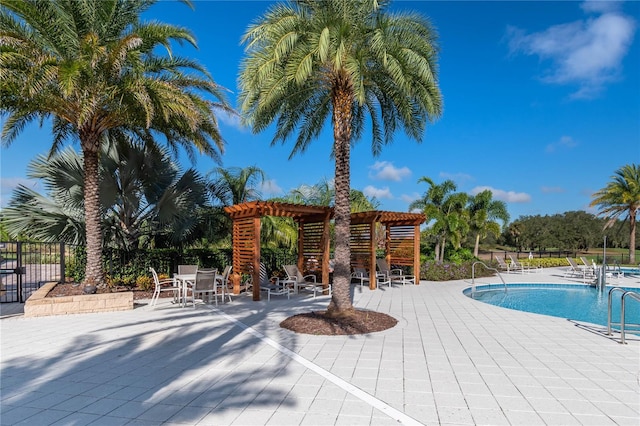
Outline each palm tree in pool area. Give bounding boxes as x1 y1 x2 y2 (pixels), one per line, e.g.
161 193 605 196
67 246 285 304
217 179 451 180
1 0 231 289
468 190 510 258
239 0 442 316
410 177 457 262
590 164 640 264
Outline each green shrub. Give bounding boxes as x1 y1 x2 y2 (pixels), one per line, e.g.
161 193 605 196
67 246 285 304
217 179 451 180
420 260 494 281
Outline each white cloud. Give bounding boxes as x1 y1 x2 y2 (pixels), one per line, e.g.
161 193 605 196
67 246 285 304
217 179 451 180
0 177 40 207
218 110 247 131
368 161 411 182
438 171 474 184
506 2 636 99
401 192 421 203
541 186 565 193
363 185 393 200
546 135 578 152
471 186 531 203
259 179 283 196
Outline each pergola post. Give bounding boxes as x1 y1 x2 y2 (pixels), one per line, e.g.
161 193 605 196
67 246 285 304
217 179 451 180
252 216 261 301
414 224 421 285
297 222 305 273
322 212 331 287
385 225 391 268
369 221 377 290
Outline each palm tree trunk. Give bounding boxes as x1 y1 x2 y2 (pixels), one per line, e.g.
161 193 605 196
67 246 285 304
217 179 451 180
434 241 440 262
81 135 105 289
630 208 637 264
440 237 446 261
474 233 480 258
327 76 354 317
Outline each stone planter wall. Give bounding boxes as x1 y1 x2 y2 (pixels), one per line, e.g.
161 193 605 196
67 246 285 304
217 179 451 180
24 282 134 318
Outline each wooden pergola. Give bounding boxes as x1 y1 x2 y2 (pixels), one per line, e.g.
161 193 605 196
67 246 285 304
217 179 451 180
224 201 425 299
224 201 333 301
350 211 426 289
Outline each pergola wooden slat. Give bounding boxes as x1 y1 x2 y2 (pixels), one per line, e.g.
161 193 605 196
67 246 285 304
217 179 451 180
224 202 425 299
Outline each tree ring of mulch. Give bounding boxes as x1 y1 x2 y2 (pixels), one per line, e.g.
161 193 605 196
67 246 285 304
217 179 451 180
280 309 397 335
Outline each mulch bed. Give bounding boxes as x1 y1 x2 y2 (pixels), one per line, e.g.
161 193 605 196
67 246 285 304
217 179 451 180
46 283 157 300
280 310 398 335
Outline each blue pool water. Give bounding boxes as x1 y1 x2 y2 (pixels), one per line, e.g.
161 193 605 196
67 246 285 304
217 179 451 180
465 284 640 328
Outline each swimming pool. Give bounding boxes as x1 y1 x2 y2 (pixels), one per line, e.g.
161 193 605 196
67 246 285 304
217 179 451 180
464 284 640 329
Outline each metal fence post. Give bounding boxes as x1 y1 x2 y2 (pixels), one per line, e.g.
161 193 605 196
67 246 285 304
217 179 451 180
59 242 65 283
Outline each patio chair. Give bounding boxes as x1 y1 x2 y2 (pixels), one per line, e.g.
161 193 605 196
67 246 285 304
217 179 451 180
216 265 233 303
495 256 510 272
150 267 181 307
178 264 198 276
259 262 290 301
376 258 415 285
187 268 220 307
565 257 588 280
507 255 528 274
283 264 320 294
351 267 371 287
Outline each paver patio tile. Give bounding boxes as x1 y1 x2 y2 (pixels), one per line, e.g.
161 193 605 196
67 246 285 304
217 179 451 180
468 407 510 425
12 408 73 425
50 412 100 426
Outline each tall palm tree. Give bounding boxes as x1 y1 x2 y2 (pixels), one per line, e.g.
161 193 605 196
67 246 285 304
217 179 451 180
467 190 510 257
3 137 209 250
239 0 442 316
1 0 230 289
410 177 457 261
590 164 640 264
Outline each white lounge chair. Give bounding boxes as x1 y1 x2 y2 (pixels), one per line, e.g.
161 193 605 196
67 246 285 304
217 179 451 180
283 264 326 297
376 258 415 285
508 255 528 274
351 267 370 287
259 263 290 301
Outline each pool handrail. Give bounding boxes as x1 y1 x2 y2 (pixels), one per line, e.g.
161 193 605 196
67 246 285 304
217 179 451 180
621 291 640 344
607 287 640 344
471 261 507 295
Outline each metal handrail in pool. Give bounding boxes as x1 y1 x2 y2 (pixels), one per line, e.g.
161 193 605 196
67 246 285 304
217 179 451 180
607 287 640 344
471 261 507 296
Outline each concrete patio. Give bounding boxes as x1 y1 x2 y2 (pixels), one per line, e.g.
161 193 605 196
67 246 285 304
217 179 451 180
1 267 638 425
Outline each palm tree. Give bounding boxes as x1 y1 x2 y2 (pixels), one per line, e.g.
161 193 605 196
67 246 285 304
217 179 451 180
1 0 230 289
209 166 265 206
467 190 510 257
590 164 640 264
239 0 442 316
3 137 210 250
410 177 457 261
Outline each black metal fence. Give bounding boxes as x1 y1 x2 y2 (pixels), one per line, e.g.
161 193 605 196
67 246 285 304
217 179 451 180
0 242 67 303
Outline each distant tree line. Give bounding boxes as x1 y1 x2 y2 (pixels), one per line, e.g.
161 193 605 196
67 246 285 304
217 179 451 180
500 211 636 253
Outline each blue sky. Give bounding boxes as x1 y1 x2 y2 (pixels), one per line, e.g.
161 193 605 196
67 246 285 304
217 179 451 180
1 0 639 223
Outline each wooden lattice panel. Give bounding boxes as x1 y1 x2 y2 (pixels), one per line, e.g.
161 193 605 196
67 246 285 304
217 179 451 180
232 217 255 274
389 225 415 266
301 222 325 271
350 223 372 269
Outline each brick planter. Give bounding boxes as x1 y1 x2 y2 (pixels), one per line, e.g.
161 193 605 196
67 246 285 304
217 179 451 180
24 282 133 318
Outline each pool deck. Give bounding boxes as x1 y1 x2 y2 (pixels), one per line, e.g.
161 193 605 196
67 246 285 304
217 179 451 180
1 267 639 425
